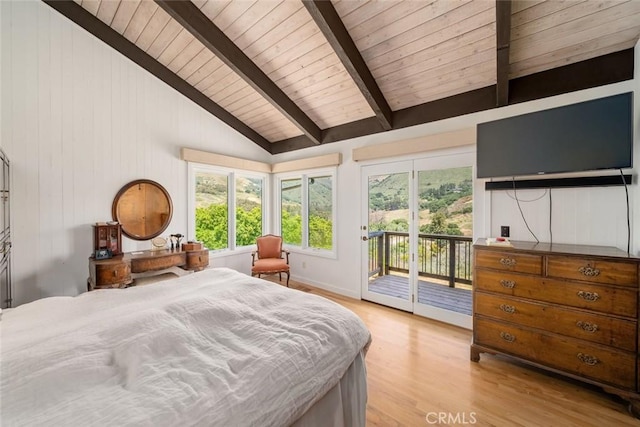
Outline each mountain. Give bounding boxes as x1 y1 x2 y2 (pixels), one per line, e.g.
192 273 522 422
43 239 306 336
195 173 332 219
368 167 471 197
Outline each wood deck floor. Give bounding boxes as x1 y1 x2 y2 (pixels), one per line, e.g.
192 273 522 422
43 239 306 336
368 274 472 315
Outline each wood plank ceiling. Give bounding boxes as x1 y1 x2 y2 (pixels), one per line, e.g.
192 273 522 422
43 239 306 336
46 0 640 154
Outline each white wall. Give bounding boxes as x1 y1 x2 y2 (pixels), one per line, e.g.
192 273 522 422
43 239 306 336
2 1 639 305
1 1 270 305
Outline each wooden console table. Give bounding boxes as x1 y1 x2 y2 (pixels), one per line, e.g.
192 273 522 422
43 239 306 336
88 248 209 290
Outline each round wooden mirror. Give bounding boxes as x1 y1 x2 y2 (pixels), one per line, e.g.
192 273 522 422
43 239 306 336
112 179 173 240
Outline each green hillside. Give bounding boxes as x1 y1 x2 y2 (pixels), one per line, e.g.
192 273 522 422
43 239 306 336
369 167 470 197
368 167 473 236
196 174 262 211
281 176 332 219
368 167 472 212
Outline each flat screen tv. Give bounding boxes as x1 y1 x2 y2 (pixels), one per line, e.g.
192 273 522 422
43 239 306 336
476 92 633 179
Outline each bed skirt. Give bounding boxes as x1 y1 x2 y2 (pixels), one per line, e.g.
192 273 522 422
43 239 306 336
291 351 367 427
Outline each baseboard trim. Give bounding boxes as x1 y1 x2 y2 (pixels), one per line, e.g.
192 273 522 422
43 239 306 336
290 275 361 300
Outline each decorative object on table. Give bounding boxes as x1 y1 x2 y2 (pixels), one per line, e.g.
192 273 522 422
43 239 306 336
182 241 203 251
112 179 173 240
170 234 184 250
94 249 113 260
93 222 122 256
151 236 168 251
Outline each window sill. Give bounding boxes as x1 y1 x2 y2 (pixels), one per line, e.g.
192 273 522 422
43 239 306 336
284 246 337 260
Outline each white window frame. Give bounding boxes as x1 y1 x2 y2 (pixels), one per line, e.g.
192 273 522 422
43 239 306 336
188 162 269 256
275 167 337 259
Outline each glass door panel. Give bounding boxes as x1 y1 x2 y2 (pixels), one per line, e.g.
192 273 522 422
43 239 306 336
413 156 474 329
361 162 413 312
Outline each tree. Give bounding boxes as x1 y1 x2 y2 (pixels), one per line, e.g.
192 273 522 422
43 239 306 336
419 212 462 236
282 210 302 246
195 204 228 250
309 215 332 249
236 206 262 246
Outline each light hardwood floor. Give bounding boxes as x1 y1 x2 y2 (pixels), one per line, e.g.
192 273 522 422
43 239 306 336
267 277 640 427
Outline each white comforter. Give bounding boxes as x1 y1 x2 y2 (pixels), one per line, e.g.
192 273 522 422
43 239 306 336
0 268 371 427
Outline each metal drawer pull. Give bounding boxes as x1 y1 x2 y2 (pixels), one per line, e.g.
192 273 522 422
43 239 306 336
500 304 516 314
499 258 516 267
500 332 516 342
577 291 600 302
576 321 599 333
578 266 600 277
500 279 515 289
577 353 599 366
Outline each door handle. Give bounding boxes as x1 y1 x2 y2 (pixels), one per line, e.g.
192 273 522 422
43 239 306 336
362 236 368 241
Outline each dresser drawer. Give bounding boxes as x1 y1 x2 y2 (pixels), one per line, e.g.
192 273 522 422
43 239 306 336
475 269 540 295
186 250 209 271
547 256 638 287
131 253 185 273
474 317 636 390
475 250 542 275
475 269 637 318
94 261 131 287
474 292 637 352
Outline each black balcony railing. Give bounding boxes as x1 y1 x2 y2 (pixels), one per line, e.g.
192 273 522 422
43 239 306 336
368 231 473 288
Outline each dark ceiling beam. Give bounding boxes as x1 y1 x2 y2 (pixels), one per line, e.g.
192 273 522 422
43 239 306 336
272 117 386 154
509 48 634 104
272 87 495 154
495 0 512 107
393 87 496 130
303 0 393 131
155 0 322 145
272 49 634 154
43 0 272 153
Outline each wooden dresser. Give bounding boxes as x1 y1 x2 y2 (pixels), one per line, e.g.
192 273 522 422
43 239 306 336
88 248 209 290
472 239 640 415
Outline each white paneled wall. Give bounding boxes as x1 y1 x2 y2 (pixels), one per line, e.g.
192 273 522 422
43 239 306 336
1 1 269 305
489 185 632 248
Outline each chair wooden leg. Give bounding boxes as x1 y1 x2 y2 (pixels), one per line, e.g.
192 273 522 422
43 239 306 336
286 272 289 287
279 272 282 281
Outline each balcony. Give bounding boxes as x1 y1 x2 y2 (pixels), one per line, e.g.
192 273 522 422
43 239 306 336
367 231 473 315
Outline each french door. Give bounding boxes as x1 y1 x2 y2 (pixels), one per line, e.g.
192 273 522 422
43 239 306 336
361 161 414 312
361 153 474 329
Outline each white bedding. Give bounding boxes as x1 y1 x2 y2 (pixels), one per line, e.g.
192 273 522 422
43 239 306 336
0 268 371 427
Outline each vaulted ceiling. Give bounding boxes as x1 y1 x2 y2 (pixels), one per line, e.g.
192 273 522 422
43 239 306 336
45 0 640 154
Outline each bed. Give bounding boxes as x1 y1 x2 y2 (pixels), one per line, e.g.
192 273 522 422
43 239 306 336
0 268 371 426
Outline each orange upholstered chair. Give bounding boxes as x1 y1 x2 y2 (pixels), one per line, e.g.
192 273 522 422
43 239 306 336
251 234 290 287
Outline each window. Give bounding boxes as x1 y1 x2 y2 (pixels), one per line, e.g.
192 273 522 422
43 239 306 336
277 169 336 256
189 164 267 252
281 178 302 246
